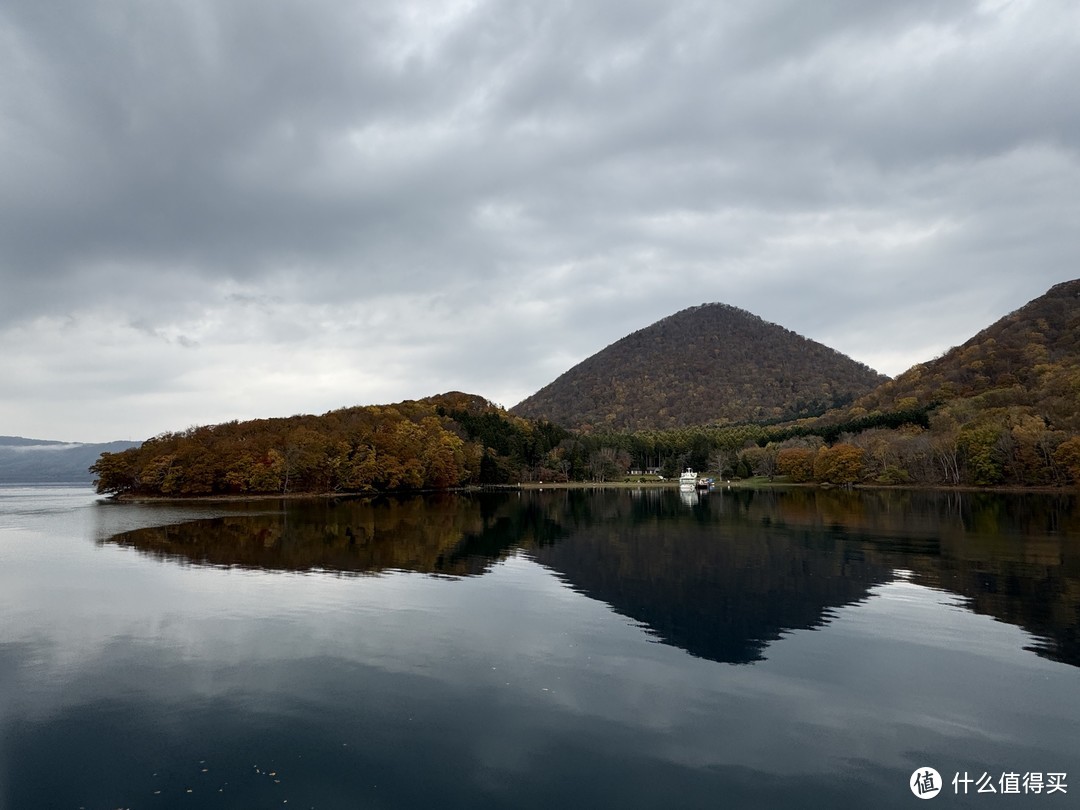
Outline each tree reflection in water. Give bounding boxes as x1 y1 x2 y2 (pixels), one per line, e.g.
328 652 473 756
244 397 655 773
101 488 1080 668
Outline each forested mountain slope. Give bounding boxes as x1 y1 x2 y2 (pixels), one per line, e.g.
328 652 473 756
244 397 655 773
511 303 888 431
768 278 1080 486
517 280 1080 489
840 279 1080 431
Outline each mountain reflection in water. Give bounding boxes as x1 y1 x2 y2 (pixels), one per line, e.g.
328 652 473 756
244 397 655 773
101 487 1080 669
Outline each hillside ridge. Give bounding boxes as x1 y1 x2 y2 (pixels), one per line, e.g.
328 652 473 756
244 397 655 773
511 302 887 431
840 278 1080 430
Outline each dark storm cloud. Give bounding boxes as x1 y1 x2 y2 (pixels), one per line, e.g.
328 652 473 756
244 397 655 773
1 0 1077 439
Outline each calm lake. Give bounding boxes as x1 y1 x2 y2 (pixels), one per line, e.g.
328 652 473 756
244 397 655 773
1 484 1077 808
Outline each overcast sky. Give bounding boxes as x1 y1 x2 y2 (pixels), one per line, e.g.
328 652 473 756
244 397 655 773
2 0 1078 442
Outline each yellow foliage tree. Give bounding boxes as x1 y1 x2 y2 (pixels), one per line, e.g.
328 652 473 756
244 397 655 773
813 443 865 485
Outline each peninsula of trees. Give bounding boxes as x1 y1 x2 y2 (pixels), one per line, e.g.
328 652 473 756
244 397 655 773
90 393 569 497
92 280 1080 495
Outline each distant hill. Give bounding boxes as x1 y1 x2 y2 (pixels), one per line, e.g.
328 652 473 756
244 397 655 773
511 303 888 431
0 435 72 447
0 437 139 484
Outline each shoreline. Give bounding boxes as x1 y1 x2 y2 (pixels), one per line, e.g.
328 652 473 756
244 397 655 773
103 478 1076 504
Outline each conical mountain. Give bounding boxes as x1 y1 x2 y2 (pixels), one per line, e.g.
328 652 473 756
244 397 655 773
511 303 888 431
841 279 1080 431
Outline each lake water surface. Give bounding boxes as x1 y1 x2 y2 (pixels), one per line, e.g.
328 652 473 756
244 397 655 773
1 485 1078 808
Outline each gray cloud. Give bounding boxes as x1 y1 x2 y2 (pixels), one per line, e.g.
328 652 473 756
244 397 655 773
1 0 1077 440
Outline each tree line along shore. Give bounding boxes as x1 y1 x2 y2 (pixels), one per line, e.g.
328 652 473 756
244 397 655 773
90 391 1080 498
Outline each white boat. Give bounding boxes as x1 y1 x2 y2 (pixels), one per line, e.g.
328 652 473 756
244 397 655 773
679 468 698 488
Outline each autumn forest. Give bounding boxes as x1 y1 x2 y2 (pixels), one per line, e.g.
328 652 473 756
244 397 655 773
91 280 1080 496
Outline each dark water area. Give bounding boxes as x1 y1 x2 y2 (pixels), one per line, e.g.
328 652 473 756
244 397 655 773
1 485 1077 808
